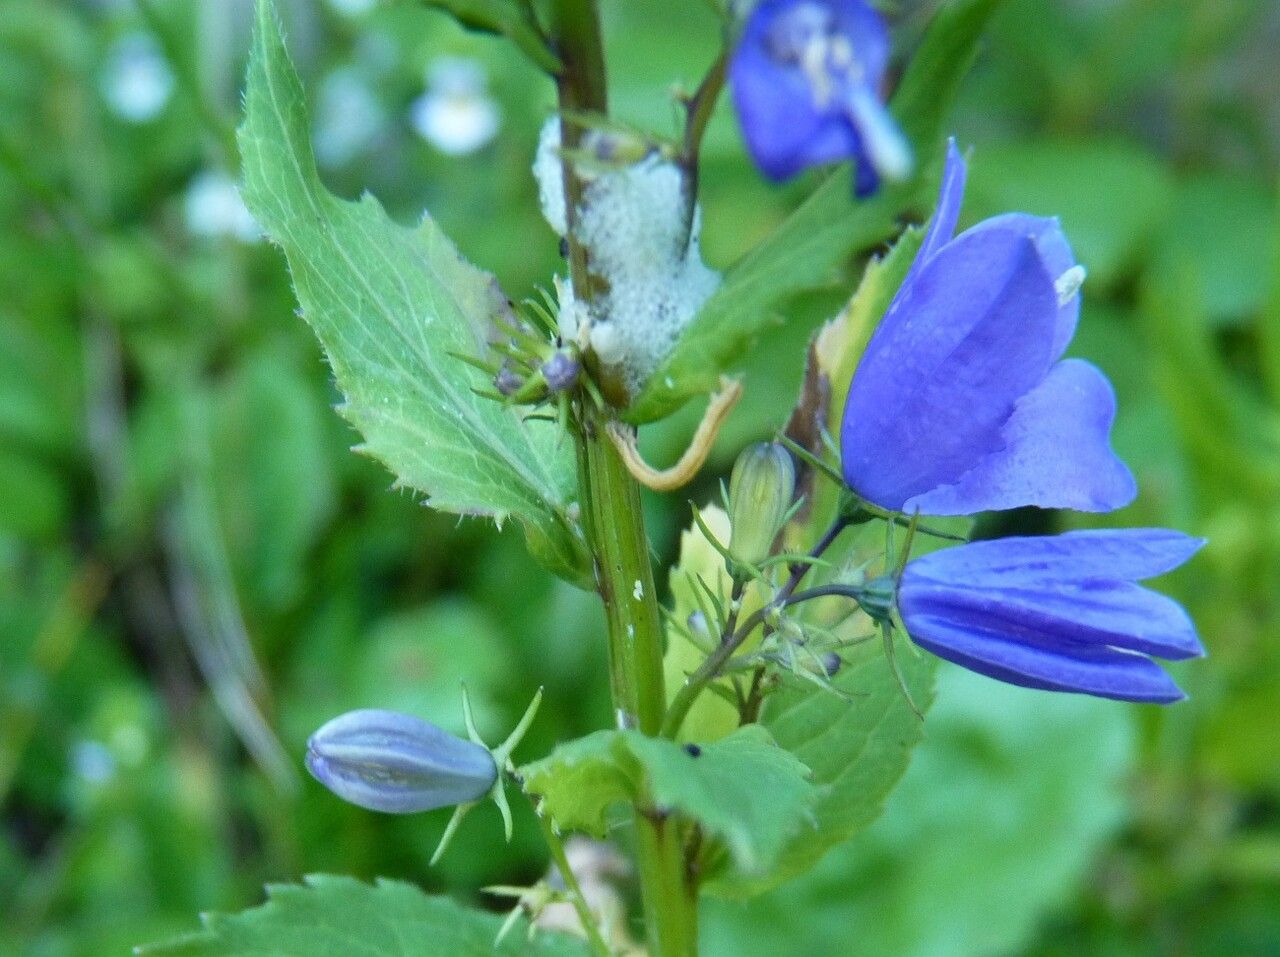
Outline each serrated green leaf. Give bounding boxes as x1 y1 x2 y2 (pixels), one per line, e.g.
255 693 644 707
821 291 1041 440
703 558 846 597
137 874 590 956
704 667 1136 957
417 0 562 74
740 632 935 895
629 725 817 877
239 0 587 583
522 725 817 877
628 0 1009 423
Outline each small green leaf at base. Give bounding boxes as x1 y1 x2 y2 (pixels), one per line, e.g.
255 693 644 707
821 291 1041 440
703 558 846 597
520 730 634 839
521 725 818 880
630 725 818 879
136 875 591 956
703 667 1136 957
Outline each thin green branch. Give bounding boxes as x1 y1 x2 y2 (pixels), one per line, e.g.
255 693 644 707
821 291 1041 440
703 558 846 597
534 811 615 957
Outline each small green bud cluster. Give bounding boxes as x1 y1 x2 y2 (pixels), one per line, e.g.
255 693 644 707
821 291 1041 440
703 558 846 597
457 289 583 409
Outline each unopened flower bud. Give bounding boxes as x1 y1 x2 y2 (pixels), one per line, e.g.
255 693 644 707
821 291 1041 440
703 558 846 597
728 441 796 567
495 363 524 397
542 351 580 393
306 709 497 814
581 127 652 166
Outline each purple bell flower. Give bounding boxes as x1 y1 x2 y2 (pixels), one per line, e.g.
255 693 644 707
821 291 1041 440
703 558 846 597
897 529 1206 703
840 141 1137 515
729 0 911 196
306 709 497 814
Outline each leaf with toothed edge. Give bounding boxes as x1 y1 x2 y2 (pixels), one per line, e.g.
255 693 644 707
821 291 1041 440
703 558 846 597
728 633 937 897
520 725 819 880
239 0 588 584
135 874 591 956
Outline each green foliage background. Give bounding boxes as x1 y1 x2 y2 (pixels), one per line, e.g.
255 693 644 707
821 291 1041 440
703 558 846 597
1 0 1277 953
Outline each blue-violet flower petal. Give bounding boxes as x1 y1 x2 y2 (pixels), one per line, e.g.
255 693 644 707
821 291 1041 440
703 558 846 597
729 0 910 195
898 529 1206 703
840 141 1135 514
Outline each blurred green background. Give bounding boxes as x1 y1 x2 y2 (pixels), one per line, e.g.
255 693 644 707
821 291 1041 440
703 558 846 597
1 0 1277 953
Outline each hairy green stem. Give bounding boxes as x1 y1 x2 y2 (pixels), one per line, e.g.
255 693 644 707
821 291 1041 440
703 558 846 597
574 410 698 955
573 408 699 957
550 1 698 951
575 415 666 734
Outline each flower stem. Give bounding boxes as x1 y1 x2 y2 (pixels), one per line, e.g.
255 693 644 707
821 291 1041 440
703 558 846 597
575 409 698 956
549 1 698 951
575 413 666 734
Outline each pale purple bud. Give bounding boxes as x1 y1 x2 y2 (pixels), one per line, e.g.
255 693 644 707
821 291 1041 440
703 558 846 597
495 364 524 397
306 709 497 813
822 652 842 676
542 351 580 393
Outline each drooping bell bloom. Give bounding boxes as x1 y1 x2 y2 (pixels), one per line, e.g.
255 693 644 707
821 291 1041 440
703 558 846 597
729 0 912 196
897 529 1205 703
840 141 1136 515
306 709 497 813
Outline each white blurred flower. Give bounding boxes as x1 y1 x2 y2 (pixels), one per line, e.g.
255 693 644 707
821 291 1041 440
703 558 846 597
315 67 387 167
327 0 378 16
184 170 260 242
410 57 501 156
71 740 116 785
102 32 174 123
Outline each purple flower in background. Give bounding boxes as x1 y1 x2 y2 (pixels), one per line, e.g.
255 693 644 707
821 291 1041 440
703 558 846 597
897 530 1205 703
306 709 496 813
841 141 1136 515
729 0 911 196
